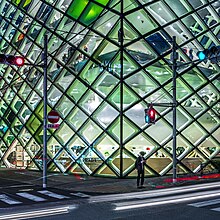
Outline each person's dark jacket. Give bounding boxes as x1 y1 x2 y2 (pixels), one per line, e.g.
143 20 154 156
135 156 146 171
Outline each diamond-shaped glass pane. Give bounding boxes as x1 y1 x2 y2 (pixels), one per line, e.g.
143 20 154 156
0 0 219 179
81 121 102 144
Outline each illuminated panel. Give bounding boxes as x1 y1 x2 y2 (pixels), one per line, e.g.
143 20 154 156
12 0 32 7
67 0 110 25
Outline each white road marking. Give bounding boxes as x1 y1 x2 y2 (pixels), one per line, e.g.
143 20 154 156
0 194 22 205
188 198 220 207
211 207 220 212
90 181 220 203
71 192 90 198
114 190 220 210
38 190 70 199
16 192 47 202
0 184 33 189
0 206 74 220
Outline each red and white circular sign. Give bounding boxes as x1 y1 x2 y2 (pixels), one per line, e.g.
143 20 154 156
48 110 60 124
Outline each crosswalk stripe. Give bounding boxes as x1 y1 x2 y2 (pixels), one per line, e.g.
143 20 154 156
188 198 220 208
71 192 90 198
0 194 22 205
16 192 47 202
38 190 70 199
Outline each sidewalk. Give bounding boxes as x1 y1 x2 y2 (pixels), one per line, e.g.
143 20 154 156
1 168 220 195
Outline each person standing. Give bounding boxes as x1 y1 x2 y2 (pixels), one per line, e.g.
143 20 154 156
135 151 146 188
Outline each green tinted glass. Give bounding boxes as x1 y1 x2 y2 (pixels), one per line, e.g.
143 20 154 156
67 0 89 20
12 0 32 7
67 0 110 25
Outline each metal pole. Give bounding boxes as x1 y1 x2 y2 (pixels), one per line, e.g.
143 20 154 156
119 0 124 178
172 36 177 183
43 34 48 188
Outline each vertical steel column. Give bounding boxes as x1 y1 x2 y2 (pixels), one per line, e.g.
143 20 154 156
119 0 124 178
43 34 48 188
172 36 177 183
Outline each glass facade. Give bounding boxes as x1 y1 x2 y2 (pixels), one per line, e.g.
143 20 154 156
0 0 219 178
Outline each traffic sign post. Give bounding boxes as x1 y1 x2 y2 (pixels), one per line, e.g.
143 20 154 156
43 35 48 189
43 36 60 189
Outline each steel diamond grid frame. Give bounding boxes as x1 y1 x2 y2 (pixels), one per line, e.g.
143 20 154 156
0 0 219 178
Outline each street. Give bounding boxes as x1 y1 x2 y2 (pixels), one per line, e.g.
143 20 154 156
1 182 220 219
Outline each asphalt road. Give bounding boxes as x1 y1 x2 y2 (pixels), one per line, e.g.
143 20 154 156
1 181 220 220
18 196 220 220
